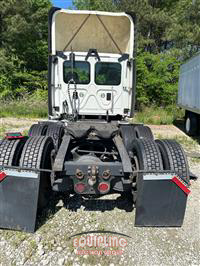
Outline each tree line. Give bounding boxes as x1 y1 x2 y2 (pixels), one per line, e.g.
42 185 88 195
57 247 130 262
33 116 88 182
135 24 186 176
0 0 200 107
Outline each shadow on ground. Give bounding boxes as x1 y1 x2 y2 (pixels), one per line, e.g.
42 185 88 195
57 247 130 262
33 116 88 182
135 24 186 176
36 192 134 230
64 193 134 212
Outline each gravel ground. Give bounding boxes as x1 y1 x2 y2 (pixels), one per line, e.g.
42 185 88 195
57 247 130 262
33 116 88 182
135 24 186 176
0 122 199 266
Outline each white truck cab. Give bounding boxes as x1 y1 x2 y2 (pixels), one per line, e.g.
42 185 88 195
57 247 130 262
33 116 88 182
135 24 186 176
48 9 136 120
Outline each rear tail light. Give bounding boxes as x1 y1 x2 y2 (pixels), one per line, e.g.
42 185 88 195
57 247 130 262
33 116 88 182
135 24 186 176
74 183 85 193
98 182 110 193
5 132 24 139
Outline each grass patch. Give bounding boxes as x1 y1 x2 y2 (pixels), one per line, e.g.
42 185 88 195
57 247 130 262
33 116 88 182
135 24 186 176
0 98 48 118
133 105 184 125
0 125 6 138
171 135 197 147
191 157 200 163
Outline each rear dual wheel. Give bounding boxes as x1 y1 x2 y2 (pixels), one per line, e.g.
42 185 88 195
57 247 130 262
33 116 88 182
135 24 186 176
134 125 154 140
131 139 163 202
28 123 64 150
0 138 26 167
20 136 54 209
132 139 163 172
156 139 189 183
0 135 55 210
28 124 48 137
120 125 154 153
131 138 189 200
46 123 64 150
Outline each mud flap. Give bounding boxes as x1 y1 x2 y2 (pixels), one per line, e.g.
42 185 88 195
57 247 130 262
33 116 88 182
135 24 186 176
0 170 40 232
135 173 190 227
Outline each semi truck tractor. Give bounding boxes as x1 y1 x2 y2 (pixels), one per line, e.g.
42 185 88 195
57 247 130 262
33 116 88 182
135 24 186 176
0 8 191 232
178 52 200 136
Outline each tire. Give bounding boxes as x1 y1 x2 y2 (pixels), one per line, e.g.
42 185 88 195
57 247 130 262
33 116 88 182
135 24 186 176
20 136 54 209
134 125 154 140
120 124 136 152
0 138 26 166
28 124 48 137
185 112 198 136
156 139 189 183
131 139 163 203
46 123 64 149
132 139 163 171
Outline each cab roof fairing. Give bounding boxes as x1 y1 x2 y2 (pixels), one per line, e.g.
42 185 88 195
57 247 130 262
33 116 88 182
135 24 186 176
50 9 134 58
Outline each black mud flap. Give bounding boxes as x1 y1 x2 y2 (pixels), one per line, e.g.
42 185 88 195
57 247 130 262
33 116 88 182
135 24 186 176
0 170 40 232
135 173 190 227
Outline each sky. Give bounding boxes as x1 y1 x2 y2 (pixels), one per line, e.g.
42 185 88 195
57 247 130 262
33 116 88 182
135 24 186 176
52 0 74 9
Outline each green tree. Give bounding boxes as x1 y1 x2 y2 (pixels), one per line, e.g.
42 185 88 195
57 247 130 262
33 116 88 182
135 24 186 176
1 0 51 71
167 0 200 58
0 0 51 100
137 51 181 107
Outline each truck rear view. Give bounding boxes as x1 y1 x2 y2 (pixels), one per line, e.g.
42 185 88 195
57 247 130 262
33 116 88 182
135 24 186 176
0 8 191 232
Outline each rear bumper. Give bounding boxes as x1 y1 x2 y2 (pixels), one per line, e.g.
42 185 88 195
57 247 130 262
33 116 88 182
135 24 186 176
53 161 132 194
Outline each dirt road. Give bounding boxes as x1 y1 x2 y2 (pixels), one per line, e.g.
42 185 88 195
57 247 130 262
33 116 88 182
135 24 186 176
0 120 199 266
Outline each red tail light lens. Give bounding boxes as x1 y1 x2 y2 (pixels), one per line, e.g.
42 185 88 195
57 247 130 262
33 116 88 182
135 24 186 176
0 171 7 182
75 183 85 193
98 182 110 193
5 132 24 139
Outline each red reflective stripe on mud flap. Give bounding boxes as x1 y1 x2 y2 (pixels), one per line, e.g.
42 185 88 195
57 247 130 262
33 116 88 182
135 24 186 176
172 176 191 195
0 171 7 182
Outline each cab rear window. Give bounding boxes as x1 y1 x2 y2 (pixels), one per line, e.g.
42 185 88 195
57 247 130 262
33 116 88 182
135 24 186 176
63 61 90 84
95 62 121 85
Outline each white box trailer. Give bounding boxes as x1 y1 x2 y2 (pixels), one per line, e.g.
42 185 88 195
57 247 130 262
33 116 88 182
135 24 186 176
178 53 200 135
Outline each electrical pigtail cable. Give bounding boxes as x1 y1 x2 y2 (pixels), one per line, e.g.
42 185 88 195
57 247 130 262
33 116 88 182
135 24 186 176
67 50 79 121
67 79 78 121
